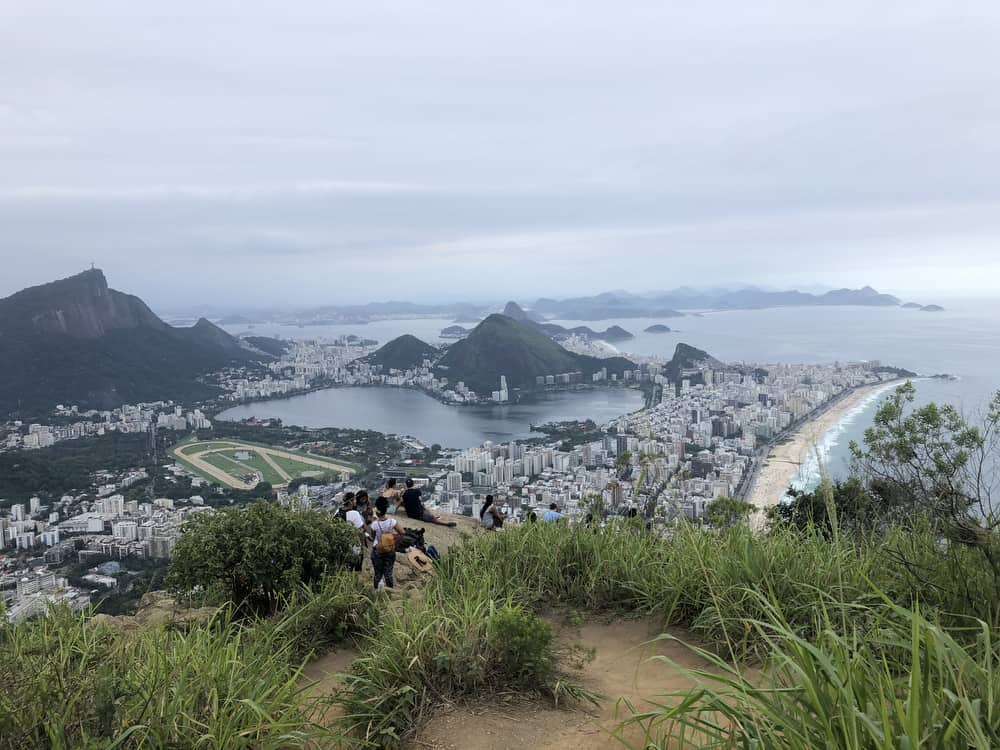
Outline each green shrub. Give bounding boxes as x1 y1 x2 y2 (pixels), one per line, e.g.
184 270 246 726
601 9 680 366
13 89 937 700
166 501 357 615
337 594 593 747
271 572 376 662
488 605 554 688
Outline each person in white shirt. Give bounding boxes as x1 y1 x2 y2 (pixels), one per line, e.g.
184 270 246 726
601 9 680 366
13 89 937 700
339 493 367 573
370 496 399 589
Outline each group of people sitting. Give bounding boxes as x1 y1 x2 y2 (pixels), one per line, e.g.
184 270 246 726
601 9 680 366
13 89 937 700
479 497 565 528
341 477 572 590
337 478 453 590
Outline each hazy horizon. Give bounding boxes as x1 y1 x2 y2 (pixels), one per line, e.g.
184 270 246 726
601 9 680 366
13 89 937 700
4 2 1000 306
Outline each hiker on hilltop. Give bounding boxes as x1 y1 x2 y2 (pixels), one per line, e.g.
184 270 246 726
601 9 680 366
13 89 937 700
370 496 399 590
543 503 563 523
402 478 457 527
480 495 505 530
338 492 367 574
355 490 373 524
383 478 402 513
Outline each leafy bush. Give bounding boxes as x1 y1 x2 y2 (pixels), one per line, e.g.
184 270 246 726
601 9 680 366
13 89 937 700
166 501 356 614
487 605 554 688
271 573 376 662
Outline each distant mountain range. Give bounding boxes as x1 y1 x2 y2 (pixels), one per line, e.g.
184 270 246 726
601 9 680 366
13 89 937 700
252 285 943 326
0 270 274 416
528 286 944 319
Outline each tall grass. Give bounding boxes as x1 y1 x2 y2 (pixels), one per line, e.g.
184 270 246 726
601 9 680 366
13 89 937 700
336 594 596 747
0 574 368 749
6 520 997 748
433 522 882 658
615 592 1000 749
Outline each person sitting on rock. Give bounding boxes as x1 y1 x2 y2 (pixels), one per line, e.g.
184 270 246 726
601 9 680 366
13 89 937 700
383 478 402 513
402 478 457 527
542 503 563 523
480 495 505 530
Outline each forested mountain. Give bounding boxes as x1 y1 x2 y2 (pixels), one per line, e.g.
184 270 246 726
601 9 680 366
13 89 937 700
367 334 440 371
0 270 267 416
436 314 635 394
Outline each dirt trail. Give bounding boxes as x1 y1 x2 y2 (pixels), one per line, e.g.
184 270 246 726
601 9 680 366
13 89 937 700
302 519 724 749
302 647 358 728
416 617 720 750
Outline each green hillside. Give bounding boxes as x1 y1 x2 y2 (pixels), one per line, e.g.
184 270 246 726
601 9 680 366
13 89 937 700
367 334 439 371
0 270 266 417
663 342 725 385
436 314 635 394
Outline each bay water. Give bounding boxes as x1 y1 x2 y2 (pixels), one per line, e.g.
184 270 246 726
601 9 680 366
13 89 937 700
223 298 1000 484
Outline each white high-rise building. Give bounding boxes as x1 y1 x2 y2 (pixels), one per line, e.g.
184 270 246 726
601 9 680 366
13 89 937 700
112 521 139 542
11 504 25 522
29 497 41 514
446 471 462 491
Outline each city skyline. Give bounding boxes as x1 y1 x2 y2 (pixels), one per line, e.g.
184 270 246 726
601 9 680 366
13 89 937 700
4 1 1000 305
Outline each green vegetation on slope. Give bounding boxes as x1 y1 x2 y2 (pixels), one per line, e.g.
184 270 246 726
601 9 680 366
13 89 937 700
4 384 1000 748
0 432 159 503
436 313 636 394
367 334 439 371
166 502 357 615
242 335 291 357
0 270 267 416
0 575 370 750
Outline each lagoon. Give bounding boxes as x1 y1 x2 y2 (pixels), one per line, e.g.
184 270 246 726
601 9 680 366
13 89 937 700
216 386 645 449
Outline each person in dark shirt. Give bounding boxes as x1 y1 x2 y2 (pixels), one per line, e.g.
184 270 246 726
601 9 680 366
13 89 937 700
401 478 456 527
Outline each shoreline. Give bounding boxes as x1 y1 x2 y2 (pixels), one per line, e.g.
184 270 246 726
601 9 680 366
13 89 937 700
212 380 644 416
747 380 899 528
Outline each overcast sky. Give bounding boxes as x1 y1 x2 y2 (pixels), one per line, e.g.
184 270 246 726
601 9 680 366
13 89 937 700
3 1 1000 308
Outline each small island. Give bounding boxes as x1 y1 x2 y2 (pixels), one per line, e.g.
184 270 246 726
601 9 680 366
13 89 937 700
440 325 470 339
902 302 945 312
644 324 672 333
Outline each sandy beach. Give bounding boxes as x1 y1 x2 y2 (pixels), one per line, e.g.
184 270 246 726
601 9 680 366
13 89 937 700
748 381 896 529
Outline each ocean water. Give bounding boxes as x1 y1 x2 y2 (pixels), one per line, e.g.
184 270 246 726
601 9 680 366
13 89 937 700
547 298 1000 488
223 298 1000 483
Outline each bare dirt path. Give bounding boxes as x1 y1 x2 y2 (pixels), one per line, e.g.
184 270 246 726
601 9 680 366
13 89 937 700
416 617 721 750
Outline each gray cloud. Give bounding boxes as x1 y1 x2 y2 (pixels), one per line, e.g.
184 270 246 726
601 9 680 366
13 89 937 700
2 1 1000 306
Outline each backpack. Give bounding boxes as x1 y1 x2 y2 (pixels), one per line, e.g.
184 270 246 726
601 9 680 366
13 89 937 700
374 519 398 553
335 507 348 522
481 510 495 530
